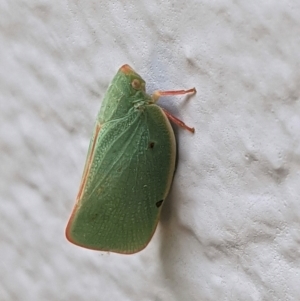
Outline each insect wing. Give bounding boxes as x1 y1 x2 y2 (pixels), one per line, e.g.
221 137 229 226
66 106 175 254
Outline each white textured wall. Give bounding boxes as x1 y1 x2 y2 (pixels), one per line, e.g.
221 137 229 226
1 1 300 300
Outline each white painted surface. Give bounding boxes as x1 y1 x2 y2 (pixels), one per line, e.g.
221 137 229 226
1 1 300 300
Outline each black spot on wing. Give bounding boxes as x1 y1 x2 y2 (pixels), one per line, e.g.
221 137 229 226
156 200 163 208
148 141 155 149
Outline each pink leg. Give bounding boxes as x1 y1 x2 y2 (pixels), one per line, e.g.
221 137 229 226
162 108 195 133
152 88 196 101
152 88 196 133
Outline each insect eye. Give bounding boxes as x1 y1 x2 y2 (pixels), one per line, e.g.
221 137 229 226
131 79 141 90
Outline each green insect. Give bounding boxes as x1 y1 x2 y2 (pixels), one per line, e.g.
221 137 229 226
66 64 195 254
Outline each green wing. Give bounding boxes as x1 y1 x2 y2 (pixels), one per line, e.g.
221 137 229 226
66 105 176 254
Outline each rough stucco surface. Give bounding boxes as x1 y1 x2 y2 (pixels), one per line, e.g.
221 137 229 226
1 1 300 300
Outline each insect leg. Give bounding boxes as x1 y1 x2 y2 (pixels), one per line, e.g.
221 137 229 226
152 88 196 102
162 109 195 133
152 88 196 133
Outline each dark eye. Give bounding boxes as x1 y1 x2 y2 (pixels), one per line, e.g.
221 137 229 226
131 79 141 90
